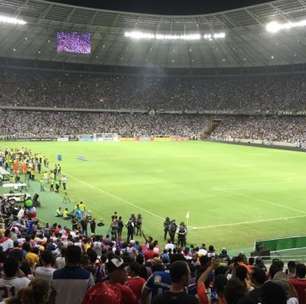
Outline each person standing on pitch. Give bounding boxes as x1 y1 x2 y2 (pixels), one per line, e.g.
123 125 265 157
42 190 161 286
163 217 170 241
90 218 96 235
177 222 187 248
126 218 135 242
169 220 177 244
136 214 142 236
61 175 67 191
118 216 124 239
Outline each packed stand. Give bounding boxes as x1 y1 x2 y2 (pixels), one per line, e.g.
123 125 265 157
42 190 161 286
210 116 306 144
0 110 208 138
1 67 306 112
2 110 306 145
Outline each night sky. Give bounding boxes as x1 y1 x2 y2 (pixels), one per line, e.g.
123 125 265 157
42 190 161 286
50 0 272 15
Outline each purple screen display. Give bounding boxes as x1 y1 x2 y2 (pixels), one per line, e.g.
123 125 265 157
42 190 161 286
57 32 91 54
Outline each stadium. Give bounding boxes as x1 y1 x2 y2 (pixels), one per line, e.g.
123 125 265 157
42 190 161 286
1 0 306 303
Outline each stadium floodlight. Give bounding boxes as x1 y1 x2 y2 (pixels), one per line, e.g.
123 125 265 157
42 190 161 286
124 31 154 40
213 32 226 39
124 31 201 40
125 31 225 41
204 32 226 41
0 15 27 25
266 20 306 33
155 33 201 40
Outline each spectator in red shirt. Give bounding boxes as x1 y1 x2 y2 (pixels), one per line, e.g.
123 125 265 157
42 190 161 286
144 244 158 261
289 263 306 304
126 262 145 302
82 255 138 304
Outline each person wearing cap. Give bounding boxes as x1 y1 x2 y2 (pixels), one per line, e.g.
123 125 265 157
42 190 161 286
82 255 138 304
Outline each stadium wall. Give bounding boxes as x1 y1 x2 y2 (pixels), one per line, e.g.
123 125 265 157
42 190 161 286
1 106 306 117
3 57 306 78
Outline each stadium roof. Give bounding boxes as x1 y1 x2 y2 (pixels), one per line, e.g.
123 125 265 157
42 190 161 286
0 0 306 68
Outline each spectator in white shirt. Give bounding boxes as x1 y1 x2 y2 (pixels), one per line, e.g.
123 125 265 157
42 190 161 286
0 257 30 301
34 250 56 283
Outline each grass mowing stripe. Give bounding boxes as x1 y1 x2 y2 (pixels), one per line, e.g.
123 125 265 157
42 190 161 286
66 173 164 221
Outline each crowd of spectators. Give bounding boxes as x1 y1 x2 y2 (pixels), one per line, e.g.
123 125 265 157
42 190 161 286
0 148 306 304
210 116 306 144
0 110 209 138
1 110 306 145
1 67 306 112
1 66 306 142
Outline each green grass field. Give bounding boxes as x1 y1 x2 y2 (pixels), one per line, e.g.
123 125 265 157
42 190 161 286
1 140 306 253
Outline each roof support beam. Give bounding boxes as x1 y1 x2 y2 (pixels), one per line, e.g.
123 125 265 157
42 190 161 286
37 3 54 22
245 8 263 25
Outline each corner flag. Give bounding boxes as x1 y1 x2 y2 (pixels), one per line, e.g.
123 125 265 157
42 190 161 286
186 211 190 227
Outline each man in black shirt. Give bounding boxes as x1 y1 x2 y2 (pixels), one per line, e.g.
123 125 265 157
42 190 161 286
177 222 187 248
163 217 170 241
90 218 96 235
169 220 177 244
152 261 199 304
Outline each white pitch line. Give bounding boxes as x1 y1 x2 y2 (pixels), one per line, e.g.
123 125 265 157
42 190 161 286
66 173 164 220
191 214 306 230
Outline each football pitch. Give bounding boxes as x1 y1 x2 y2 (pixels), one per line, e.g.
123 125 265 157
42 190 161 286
2 140 306 253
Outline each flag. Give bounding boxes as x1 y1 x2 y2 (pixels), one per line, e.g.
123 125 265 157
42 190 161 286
186 211 190 220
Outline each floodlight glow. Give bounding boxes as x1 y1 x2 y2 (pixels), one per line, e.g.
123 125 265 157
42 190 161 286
124 31 225 41
266 21 281 33
0 15 27 25
124 31 154 40
266 20 306 33
213 32 226 39
124 31 201 41
203 32 226 41
155 33 201 40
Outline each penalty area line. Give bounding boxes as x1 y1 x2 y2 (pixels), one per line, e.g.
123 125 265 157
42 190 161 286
66 173 164 221
190 214 306 230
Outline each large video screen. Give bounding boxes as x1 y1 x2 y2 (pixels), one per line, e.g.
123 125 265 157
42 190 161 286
57 32 91 54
